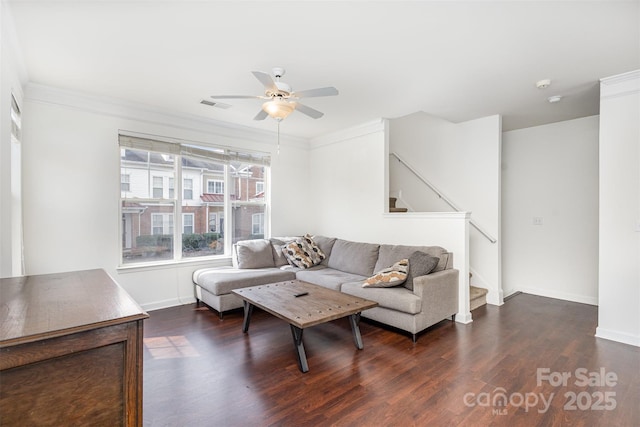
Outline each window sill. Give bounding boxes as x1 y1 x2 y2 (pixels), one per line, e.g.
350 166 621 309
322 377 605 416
116 255 232 273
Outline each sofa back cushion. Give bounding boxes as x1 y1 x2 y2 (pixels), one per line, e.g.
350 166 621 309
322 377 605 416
234 239 275 269
374 244 451 274
270 237 297 267
311 235 337 265
328 239 380 276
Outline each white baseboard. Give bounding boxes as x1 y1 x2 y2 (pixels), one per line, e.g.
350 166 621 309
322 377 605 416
518 286 598 306
469 267 503 306
486 288 504 306
455 312 473 324
142 296 196 312
595 327 640 347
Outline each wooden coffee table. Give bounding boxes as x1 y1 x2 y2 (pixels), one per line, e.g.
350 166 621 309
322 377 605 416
232 279 377 373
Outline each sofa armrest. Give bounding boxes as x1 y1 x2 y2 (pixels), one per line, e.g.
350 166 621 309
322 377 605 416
412 269 459 315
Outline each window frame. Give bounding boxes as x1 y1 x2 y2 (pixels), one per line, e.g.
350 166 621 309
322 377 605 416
118 133 270 268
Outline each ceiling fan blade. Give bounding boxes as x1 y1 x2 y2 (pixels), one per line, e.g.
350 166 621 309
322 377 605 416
253 109 268 121
210 95 262 99
292 102 324 119
252 71 278 93
200 99 232 109
291 87 339 98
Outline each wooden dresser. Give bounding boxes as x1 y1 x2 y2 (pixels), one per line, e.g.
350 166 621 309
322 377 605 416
0 269 148 426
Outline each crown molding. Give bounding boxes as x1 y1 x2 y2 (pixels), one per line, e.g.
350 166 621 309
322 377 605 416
24 83 310 149
309 118 386 149
600 69 640 100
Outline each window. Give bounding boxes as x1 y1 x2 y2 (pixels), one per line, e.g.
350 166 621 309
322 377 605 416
209 213 217 232
152 213 173 235
183 213 194 234
252 213 264 235
121 174 130 192
153 176 163 198
119 134 270 265
256 181 264 195
208 180 224 194
231 163 267 240
183 178 193 200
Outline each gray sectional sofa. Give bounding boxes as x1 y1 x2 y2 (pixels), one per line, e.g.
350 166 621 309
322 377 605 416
193 236 458 340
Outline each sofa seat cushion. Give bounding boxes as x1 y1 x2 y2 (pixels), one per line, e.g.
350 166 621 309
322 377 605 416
295 266 367 291
341 281 422 315
193 266 296 296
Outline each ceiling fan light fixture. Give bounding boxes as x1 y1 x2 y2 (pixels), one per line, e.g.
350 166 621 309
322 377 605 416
262 99 295 121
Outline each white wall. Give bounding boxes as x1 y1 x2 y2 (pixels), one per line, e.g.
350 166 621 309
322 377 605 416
309 120 472 323
21 84 310 310
596 70 640 347
388 112 502 305
0 1 28 278
502 116 600 305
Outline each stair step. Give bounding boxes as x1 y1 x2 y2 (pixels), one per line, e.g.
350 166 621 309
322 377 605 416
470 285 488 311
389 207 408 213
389 197 398 208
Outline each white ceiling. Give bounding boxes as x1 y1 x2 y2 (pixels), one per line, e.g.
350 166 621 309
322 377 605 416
7 1 640 139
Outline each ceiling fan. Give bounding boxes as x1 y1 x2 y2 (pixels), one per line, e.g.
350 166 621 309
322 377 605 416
209 67 339 121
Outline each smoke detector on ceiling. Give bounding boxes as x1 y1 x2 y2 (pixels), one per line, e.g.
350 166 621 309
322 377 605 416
547 95 563 103
536 79 551 89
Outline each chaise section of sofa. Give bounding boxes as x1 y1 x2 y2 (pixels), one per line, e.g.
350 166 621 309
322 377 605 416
192 236 459 340
193 238 297 318
193 266 296 318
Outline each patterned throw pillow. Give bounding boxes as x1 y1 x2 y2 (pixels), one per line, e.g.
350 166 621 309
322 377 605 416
362 259 409 288
283 235 326 269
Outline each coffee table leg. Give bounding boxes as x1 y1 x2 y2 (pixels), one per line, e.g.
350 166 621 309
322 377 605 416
349 313 364 350
242 301 254 333
290 325 309 373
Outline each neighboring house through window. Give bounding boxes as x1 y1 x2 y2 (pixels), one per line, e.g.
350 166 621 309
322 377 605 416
252 213 264 235
119 134 270 266
183 178 193 200
183 213 194 234
208 179 224 194
152 213 173 235
209 213 217 232
121 174 130 192
152 176 163 198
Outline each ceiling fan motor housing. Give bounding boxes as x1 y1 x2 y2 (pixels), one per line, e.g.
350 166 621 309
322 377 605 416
271 81 292 97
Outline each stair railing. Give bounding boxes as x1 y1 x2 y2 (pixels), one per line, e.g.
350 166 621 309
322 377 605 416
390 152 497 244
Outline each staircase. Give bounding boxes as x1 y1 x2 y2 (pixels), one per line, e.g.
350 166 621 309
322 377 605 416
469 273 488 311
389 197 408 213
390 197 488 311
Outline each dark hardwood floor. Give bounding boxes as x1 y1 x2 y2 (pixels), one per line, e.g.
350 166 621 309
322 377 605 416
143 294 639 426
